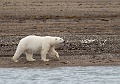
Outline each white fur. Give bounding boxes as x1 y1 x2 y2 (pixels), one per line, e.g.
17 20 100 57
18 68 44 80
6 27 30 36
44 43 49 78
12 35 64 62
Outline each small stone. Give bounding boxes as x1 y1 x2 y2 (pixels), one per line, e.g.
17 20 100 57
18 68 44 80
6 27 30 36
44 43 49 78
46 63 49 65
61 61 67 64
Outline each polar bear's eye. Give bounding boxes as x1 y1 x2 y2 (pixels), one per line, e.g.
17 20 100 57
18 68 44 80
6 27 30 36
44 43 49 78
55 38 57 40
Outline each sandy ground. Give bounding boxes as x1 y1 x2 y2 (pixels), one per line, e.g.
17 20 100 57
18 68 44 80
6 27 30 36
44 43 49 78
0 0 120 68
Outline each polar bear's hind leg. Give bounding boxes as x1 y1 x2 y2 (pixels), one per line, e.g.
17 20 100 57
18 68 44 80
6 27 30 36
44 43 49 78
12 49 24 62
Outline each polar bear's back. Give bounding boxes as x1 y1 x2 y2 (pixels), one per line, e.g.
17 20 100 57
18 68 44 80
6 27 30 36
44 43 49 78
20 35 42 44
18 35 43 51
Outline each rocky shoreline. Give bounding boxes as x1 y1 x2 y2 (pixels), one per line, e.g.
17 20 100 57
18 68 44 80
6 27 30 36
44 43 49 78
0 0 120 68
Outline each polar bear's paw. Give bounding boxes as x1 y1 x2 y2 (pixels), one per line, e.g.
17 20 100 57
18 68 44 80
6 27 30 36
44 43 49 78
56 57 60 61
12 57 18 62
41 59 49 62
31 59 36 61
27 59 36 62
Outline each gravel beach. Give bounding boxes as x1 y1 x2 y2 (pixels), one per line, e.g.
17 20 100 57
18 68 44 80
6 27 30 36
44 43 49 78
0 0 120 68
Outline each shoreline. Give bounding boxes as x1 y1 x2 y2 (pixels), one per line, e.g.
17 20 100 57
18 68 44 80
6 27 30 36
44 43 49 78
0 56 120 68
0 0 120 68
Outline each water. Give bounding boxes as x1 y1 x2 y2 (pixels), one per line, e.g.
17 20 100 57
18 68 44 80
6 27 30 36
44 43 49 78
0 66 120 84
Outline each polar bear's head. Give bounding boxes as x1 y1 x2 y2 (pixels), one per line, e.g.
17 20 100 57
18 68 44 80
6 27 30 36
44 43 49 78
54 37 65 44
48 36 65 46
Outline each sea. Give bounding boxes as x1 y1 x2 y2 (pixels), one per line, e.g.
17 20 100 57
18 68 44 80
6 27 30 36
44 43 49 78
0 66 120 84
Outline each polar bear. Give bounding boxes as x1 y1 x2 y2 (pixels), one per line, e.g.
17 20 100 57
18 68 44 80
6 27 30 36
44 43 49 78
12 35 65 62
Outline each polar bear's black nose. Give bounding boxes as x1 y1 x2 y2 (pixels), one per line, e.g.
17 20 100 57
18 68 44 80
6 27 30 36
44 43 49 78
63 41 65 43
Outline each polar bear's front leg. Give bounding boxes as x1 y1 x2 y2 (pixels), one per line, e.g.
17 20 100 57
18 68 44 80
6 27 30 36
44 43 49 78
49 47 60 60
55 52 60 60
25 52 36 62
41 49 49 62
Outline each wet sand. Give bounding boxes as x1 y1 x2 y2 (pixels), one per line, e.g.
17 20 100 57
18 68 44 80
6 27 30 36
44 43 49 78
1 56 120 68
0 0 120 68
